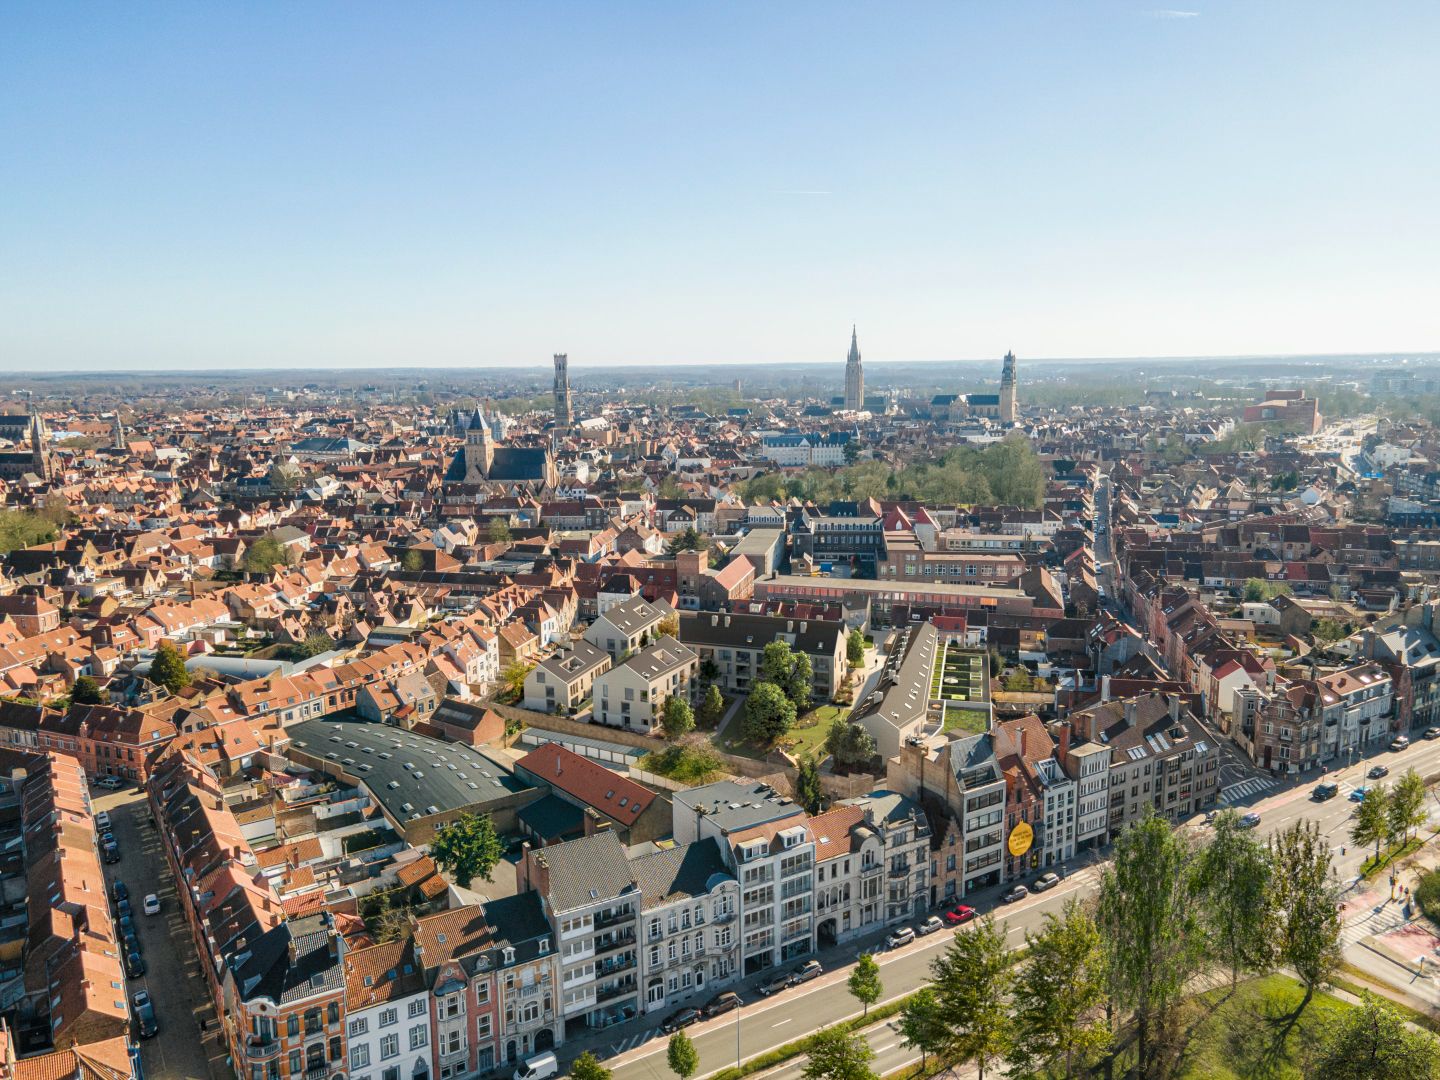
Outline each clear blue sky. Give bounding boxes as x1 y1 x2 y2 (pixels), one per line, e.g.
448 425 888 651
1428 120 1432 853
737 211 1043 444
2 2 1437 371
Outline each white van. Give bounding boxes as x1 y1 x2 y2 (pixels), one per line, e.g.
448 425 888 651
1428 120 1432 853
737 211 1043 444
514 1052 558 1080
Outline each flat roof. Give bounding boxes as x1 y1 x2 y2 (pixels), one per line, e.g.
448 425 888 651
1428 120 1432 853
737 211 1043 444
762 574 1026 600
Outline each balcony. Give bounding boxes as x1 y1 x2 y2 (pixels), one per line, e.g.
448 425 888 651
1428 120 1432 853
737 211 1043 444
597 954 636 977
593 931 636 957
304 1067 329 1080
888 864 911 879
712 910 735 924
244 1038 280 1062
594 908 634 931
859 863 882 878
596 979 638 1004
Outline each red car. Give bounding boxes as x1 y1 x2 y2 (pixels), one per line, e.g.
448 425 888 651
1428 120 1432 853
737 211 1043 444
943 904 977 926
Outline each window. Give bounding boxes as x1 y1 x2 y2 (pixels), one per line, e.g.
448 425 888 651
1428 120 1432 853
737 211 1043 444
289 1051 302 1076
380 1008 398 1027
476 1014 492 1039
409 1024 429 1050
384 1069 401 1080
349 1017 369 1037
351 1044 371 1069
327 1001 340 1026
380 1033 399 1059
408 999 426 1019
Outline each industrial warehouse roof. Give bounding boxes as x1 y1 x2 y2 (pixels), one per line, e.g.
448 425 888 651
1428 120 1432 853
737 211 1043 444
286 718 530 824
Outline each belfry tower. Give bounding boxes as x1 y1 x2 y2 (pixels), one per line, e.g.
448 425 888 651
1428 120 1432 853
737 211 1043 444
553 354 573 427
844 326 864 411
1000 351 1018 424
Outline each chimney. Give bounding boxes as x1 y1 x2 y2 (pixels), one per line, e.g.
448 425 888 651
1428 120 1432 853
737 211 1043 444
1168 694 1182 723
711 614 718 626
723 615 730 628
1123 699 1137 729
1058 723 1071 763
787 620 794 632
1101 675 1111 702
800 621 808 634
1017 726 1026 759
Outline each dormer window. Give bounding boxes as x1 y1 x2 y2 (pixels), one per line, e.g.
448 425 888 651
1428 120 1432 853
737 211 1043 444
503 946 515 965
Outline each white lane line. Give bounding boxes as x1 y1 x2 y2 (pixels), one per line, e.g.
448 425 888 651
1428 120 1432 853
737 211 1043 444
772 1018 792 1027
872 1043 896 1054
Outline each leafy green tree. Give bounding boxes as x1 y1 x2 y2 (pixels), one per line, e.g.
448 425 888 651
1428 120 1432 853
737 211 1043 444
698 684 725 728
1270 820 1343 1014
656 613 680 638
667 1031 699 1080
1307 991 1440 1080
500 661 534 701
930 915 1012 1080
842 440 861 465
1352 783 1391 862
1389 768 1428 845
149 640 192 695
825 717 876 770
1243 577 1292 603
1009 897 1110 1079
570 1051 612 1080
742 681 796 744
667 526 702 554
795 756 824 814
699 658 721 685
429 812 504 887
848 953 882 1017
244 535 290 574
71 675 103 705
661 695 695 740
897 987 947 1070
802 1026 877 1080
402 548 425 572
1097 809 1203 1078
488 517 512 543
1313 617 1349 642
0 509 61 554
761 640 813 711
846 629 865 670
1191 809 1278 989
299 630 335 658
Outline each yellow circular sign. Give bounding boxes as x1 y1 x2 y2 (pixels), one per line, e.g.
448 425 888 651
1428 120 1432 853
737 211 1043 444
1007 821 1034 858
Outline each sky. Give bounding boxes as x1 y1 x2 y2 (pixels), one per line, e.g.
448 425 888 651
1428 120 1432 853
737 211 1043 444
2 2 1438 372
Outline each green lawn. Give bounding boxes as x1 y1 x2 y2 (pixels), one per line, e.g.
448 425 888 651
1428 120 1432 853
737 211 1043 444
1361 834 1425 879
1169 975 1351 1080
637 745 725 785
782 704 848 759
942 706 989 736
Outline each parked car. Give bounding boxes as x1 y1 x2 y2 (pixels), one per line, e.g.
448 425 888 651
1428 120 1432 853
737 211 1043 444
116 898 132 919
1424 727 1440 740
792 959 823 984
1349 788 1369 803
99 831 116 847
886 926 916 948
124 930 141 957
1312 782 1340 801
124 951 145 979
118 915 136 940
95 810 111 830
661 1008 701 1033
1001 885 1029 904
143 894 160 916
131 990 159 1039
512 1051 557 1080
703 992 742 1018
759 970 795 997
1391 736 1411 752
95 775 123 790
112 880 128 903
1239 812 1263 828
1368 765 1390 780
943 904 977 926
1032 872 1061 893
103 842 121 865
915 915 943 937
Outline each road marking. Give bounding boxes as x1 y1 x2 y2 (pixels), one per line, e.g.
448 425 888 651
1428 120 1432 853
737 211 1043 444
872 1043 895 1054
771 1018 792 1027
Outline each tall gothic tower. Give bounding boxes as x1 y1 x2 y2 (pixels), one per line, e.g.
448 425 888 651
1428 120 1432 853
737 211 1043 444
462 403 495 481
844 326 864 411
553 353 573 427
29 411 48 481
1000 350 1018 424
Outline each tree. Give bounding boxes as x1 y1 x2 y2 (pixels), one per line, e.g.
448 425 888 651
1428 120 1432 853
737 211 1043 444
488 517 512 544
1313 617 1349 643
0 509 61 554
570 1052 612 1080
698 684 726 728
149 640 192 695
1003 668 1036 693
71 675 103 705
244 535 290 574
897 988 947 1070
429 812 504 888
1389 768 1427 845
1191 808 1278 989
1009 897 1110 1080
667 1031 699 1080
401 548 425 572
268 460 302 493
802 1026 877 1080
761 640 812 711
846 629 866 670
1352 783 1391 862
1307 991 1440 1080
699 658 721 685
930 915 1012 1080
742 681 796 744
667 526 702 554
842 440 861 465
1244 577 1292 603
656 613 680 639
661 695 695 740
848 953 882 1017
1097 809 1203 1078
825 718 876 770
500 661 534 701
1270 820 1343 1014
298 630 335 658
795 756 824 814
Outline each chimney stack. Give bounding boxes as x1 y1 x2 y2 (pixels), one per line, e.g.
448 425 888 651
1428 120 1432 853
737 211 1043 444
1168 694 1182 723
1101 675 1111 702
1123 699 1137 729
1058 723 1072 764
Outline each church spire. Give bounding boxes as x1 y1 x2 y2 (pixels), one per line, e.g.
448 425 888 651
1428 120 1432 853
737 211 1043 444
844 325 864 411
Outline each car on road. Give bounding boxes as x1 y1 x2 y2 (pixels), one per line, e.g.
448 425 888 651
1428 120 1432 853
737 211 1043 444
131 990 159 1039
124 950 145 979
1238 812 1262 829
1032 872 1061 893
1391 736 1411 751
1368 765 1390 780
703 992 742 1018
115 898 131 919
1001 884 1029 904
792 960 823 984
759 970 795 997
118 915 136 940
886 926 916 948
94 775 124 791
915 915 943 936
1425 727 1440 740
1312 782 1340 801
112 881 128 904
943 904 977 926
99 830 116 847
103 841 121 865
95 810 111 830
143 894 160 916
660 1008 701 1033
1349 788 1369 803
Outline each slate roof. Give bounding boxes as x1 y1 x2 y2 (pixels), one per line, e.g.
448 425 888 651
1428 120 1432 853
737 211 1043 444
532 830 637 913
517 793 586 840
629 837 734 910
231 912 343 1005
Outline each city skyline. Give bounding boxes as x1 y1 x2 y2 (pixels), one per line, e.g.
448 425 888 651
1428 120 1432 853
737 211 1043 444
4 2 1439 370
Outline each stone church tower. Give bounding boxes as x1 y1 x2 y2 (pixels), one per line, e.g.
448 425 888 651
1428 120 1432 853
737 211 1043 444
844 326 864 411
553 353 573 427
1000 350 1018 424
460 404 495 482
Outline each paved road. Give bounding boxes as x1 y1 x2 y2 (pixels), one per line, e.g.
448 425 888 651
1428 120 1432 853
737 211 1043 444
96 786 233 1080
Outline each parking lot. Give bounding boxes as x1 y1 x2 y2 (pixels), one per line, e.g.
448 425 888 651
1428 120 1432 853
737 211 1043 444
95 784 234 1080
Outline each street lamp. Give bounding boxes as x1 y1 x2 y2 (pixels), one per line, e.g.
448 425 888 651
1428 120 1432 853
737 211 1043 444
735 994 741 1068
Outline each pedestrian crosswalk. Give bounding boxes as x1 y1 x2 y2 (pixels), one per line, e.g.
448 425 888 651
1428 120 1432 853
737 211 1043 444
1218 775 1278 805
608 1031 655 1056
1341 903 1409 949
